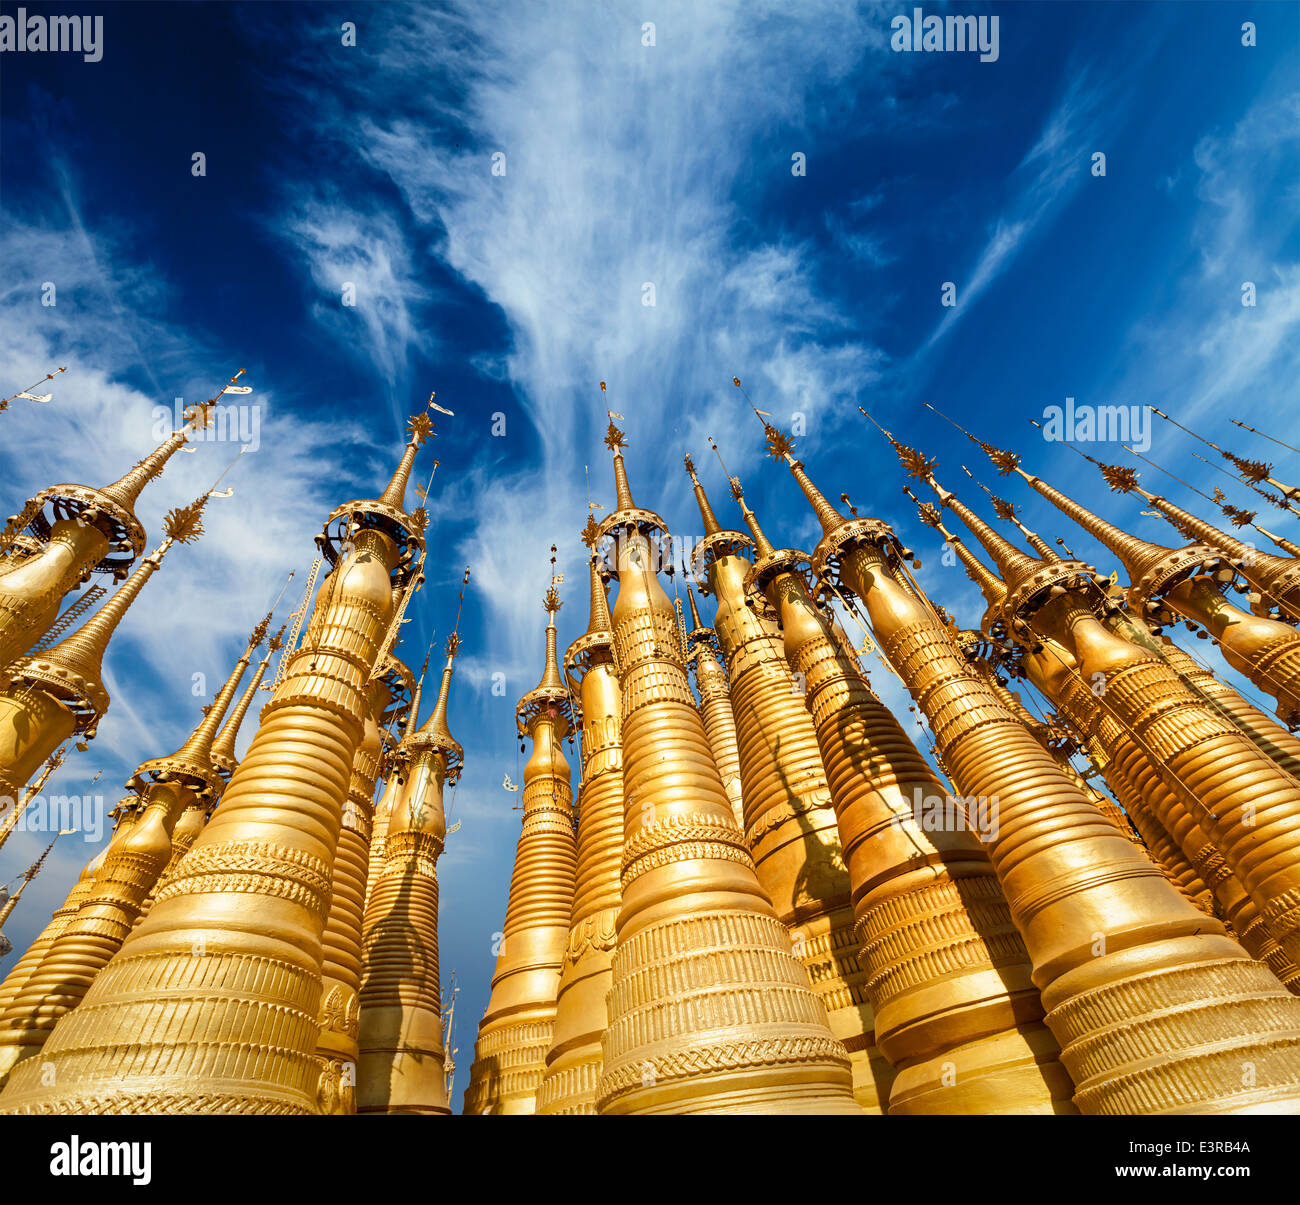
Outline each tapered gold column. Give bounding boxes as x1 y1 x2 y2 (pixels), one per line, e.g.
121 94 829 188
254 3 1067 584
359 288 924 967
358 637 460 1115
953 444 1300 965
686 460 891 1110
686 458 888 1109
995 452 1300 728
0 801 140 1020
0 615 267 1071
595 423 858 1114
465 593 577 1114
538 554 624 1114
775 427 1300 1113
365 655 420 912
684 588 745 833
314 671 392 1114
0 416 430 1114
734 483 1072 1114
0 397 219 669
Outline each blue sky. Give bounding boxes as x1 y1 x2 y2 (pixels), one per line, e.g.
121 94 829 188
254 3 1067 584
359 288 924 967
1 1 1296 1112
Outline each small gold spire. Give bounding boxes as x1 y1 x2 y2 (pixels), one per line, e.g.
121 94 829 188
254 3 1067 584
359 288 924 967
378 412 434 510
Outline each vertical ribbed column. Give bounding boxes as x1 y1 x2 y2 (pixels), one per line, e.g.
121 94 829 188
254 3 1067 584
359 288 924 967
596 525 858 1114
765 566 1074 1114
1021 636 1300 990
364 773 400 911
356 750 450 1113
0 780 198 1074
314 677 389 1113
1033 592 1300 970
689 640 746 832
358 640 460 1116
0 807 138 1024
709 550 891 1112
539 633 623 1113
0 527 399 1114
464 716 575 1113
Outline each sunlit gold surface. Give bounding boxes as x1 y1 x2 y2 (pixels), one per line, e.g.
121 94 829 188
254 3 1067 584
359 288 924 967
594 442 859 1114
358 641 459 1115
785 446 1300 1113
0 431 426 1114
538 557 623 1114
464 603 577 1114
733 493 1071 1114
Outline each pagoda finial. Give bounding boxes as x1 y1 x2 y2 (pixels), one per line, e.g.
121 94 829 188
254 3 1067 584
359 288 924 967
961 464 1059 560
585 555 612 635
683 453 724 536
724 466 775 559
211 622 285 776
143 611 268 790
98 369 244 511
379 411 434 510
921 410 1172 583
686 585 704 631
859 409 1041 584
602 384 635 513
416 572 468 756
905 484 1006 606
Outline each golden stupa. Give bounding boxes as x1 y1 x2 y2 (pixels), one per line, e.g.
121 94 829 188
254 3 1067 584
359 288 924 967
3 370 1300 1119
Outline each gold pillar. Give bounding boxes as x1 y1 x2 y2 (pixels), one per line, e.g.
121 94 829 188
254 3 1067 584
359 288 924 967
0 417 430 1114
314 673 392 1114
777 430 1300 1113
735 485 1072 1114
684 589 745 833
465 596 577 1114
0 802 140 1022
538 554 624 1114
685 461 892 1111
594 424 859 1114
358 639 460 1115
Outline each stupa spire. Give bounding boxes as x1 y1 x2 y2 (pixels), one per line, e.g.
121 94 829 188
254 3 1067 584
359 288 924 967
0 832 67 931
961 464 1060 559
765 414 1300 1113
153 613 269 786
592 417 860 1115
1153 405 1300 510
210 624 285 778
538 534 623 1114
683 453 723 535
907 487 1006 607
379 412 433 510
466 570 576 1114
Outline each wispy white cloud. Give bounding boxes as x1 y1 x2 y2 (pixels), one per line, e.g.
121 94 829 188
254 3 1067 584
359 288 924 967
921 70 1107 350
266 0 892 685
